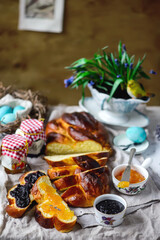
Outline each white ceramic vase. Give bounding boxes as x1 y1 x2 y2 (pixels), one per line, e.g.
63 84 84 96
88 84 149 124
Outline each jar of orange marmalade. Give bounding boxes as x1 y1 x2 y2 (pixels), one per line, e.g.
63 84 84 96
1 134 28 174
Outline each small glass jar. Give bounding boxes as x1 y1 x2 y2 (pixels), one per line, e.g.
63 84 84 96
17 119 46 156
1 134 28 174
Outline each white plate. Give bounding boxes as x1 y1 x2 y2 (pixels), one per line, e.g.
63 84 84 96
79 97 149 128
113 133 149 154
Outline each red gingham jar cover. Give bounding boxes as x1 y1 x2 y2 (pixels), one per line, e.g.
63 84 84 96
20 119 46 146
1 134 28 161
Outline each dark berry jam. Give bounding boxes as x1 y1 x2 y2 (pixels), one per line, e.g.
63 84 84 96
10 171 45 208
24 171 45 188
96 199 125 214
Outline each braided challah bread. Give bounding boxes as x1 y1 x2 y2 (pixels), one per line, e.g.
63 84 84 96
45 111 112 155
54 166 110 207
46 151 110 180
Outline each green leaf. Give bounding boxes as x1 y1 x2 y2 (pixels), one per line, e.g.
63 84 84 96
118 41 122 59
71 58 88 67
107 78 124 102
130 55 146 79
139 71 150 79
81 81 88 104
70 72 91 86
121 52 126 64
102 46 108 51
130 55 135 63
125 53 131 65
96 85 109 92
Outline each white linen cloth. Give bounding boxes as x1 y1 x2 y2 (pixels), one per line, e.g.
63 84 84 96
0 105 160 240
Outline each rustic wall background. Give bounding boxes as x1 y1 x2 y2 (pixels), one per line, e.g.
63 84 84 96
0 0 160 106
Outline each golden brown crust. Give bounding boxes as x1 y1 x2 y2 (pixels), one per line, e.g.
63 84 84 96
31 175 77 232
5 205 26 218
6 170 46 218
5 185 29 218
44 151 110 167
45 112 112 155
54 166 110 207
47 153 110 180
35 207 77 232
54 175 78 191
35 208 55 229
61 186 92 208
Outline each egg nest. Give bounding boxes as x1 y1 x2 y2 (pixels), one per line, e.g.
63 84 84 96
0 82 48 134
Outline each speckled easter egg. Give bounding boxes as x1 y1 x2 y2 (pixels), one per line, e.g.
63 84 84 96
0 105 13 120
126 127 146 143
1 113 16 124
13 105 25 115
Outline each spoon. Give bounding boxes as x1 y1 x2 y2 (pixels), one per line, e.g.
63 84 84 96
117 148 136 188
118 142 142 151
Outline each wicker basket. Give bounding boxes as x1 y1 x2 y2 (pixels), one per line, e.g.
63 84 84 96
0 82 48 134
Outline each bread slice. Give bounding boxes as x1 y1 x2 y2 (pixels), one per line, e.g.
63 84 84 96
44 151 110 167
6 170 46 218
45 112 112 155
31 175 77 232
46 140 110 155
47 156 108 181
54 166 110 207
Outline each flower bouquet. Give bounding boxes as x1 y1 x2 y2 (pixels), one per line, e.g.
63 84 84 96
64 41 155 105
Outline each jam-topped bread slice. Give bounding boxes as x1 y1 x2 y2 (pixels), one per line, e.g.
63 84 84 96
6 170 46 218
31 175 77 232
45 112 112 155
54 166 110 207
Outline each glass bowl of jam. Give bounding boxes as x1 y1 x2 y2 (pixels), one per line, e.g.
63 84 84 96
112 160 150 195
94 194 127 227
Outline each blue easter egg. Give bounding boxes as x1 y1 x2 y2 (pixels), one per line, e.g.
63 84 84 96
126 127 146 143
13 105 25 115
0 105 13 120
1 113 16 124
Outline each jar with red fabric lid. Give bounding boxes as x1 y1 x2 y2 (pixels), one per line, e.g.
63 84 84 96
1 134 28 174
16 119 46 156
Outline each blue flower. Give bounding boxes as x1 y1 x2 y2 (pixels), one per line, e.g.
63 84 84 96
129 63 133 69
114 59 119 65
122 44 126 51
64 76 74 88
149 70 157 75
88 80 95 86
124 63 128 68
117 75 121 78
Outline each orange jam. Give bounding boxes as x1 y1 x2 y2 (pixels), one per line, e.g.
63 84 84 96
115 169 145 184
39 182 75 221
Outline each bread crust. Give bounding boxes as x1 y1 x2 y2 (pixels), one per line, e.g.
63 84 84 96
45 112 112 155
54 166 110 207
31 175 77 232
6 170 46 218
47 153 110 180
6 184 31 218
35 207 77 232
44 151 110 167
